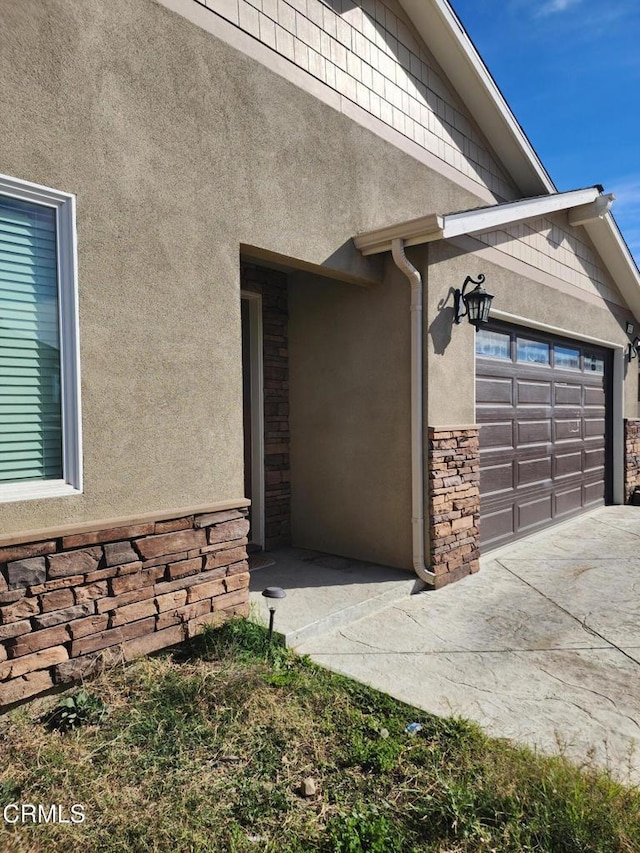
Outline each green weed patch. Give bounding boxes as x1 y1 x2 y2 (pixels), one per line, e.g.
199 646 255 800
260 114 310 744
1 618 638 852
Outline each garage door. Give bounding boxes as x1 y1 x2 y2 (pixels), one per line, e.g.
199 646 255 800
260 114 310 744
476 323 611 550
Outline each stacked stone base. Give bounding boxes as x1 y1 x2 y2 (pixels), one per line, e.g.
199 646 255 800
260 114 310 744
624 419 640 502
427 426 480 589
0 508 250 707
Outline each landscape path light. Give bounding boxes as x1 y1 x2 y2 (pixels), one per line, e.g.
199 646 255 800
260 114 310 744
261 586 286 642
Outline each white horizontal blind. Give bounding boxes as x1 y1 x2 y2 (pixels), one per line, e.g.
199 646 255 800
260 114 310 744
0 195 63 483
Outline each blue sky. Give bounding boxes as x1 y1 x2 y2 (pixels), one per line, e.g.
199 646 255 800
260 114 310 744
449 0 640 265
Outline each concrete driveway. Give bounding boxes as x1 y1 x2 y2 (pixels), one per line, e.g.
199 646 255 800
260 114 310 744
295 506 640 783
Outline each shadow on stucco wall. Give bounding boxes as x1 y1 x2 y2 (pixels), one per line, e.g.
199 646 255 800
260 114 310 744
429 289 456 354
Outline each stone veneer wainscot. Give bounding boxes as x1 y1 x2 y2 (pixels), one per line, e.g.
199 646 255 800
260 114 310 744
0 509 250 707
427 426 480 588
624 418 640 502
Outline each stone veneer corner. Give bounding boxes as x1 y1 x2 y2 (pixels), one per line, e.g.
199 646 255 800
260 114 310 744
427 426 480 589
624 418 640 502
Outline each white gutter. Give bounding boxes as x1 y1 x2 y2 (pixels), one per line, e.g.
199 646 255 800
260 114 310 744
355 187 607 256
391 239 437 586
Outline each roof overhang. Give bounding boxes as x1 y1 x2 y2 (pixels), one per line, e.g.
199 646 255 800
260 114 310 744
397 0 555 197
354 187 608 256
354 188 640 319
372 0 640 320
583 213 640 320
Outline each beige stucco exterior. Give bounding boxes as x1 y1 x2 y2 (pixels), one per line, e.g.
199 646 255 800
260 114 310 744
0 0 638 573
4 0 640 713
0 0 477 538
289 263 414 569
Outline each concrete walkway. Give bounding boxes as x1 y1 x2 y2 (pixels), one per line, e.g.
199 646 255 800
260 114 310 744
251 506 640 783
249 548 420 645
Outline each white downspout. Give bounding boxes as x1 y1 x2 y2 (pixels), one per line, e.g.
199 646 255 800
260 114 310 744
391 238 437 586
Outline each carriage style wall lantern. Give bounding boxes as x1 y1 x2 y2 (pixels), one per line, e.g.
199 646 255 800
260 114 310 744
454 274 494 327
628 336 640 361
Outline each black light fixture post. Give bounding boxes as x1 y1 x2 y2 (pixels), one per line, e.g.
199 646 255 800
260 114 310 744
262 586 286 642
629 336 640 361
454 274 494 327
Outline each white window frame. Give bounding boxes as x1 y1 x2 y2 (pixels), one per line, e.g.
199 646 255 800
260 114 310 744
0 173 82 503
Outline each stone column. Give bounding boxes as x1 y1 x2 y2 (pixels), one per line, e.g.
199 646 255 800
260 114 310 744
624 419 640 502
427 426 480 588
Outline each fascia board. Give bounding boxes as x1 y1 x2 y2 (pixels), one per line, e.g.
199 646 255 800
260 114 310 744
398 0 555 197
442 187 601 239
354 213 444 255
583 214 640 320
354 188 599 255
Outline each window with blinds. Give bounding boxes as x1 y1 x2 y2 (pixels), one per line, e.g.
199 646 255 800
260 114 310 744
0 195 63 484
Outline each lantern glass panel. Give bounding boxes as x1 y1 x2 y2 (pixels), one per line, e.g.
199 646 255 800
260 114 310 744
479 294 493 322
466 297 481 322
463 288 493 325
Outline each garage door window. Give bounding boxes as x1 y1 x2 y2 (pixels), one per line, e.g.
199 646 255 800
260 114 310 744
585 354 605 374
475 328 510 359
517 338 549 364
554 346 580 370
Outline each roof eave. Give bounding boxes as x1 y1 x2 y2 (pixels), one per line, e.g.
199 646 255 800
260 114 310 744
355 187 604 256
397 0 555 198
354 213 444 256
583 213 640 320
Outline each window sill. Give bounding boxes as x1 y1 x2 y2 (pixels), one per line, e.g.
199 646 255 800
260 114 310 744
0 481 82 504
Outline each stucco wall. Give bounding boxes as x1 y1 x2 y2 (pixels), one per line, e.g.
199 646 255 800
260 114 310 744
289 264 413 569
0 0 480 538
426 240 638 427
193 0 518 200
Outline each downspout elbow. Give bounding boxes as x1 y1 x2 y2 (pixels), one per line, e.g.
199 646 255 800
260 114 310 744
391 239 436 587
391 239 422 306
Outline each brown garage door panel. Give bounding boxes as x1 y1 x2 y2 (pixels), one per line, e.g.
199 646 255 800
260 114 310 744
584 386 606 405
518 494 553 530
555 450 582 477
517 419 552 444
480 422 514 448
477 376 513 404
555 384 582 404
554 486 582 516
476 323 611 550
481 505 516 545
517 456 552 486
584 480 605 505
585 418 605 437
517 380 551 404
481 461 515 496
554 419 582 441
584 447 605 471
